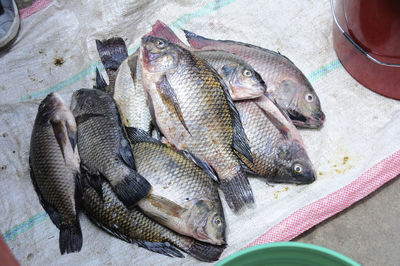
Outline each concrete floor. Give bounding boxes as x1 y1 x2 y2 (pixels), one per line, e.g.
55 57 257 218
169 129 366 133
295 175 400 265
13 0 400 265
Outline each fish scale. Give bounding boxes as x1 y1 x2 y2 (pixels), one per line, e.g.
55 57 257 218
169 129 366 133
140 36 254 213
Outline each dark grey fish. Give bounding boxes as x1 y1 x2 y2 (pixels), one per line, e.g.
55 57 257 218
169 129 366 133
29 92 82 254
70 88 151 209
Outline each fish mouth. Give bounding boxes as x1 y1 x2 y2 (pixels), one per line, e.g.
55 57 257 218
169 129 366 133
288 109 325 129
194 227 226 245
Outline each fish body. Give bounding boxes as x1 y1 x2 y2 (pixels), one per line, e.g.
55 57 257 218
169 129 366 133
235 95 315 184
71 88 151 209
126 129 225 245
82 173 225 262
29 92 82 254
184 30 325 128
140 36 254 212
114 53 153 132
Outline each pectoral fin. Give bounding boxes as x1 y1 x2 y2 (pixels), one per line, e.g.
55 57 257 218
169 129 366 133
146 194 186 218
50 119 69 161
155 75 190 134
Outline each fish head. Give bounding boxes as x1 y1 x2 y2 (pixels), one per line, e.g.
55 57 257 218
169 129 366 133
70 89 110 117
38 93 76 128
220 63 266 100
272 141 316 184
188 200 226 245
140 35 180 73
272 79 325 129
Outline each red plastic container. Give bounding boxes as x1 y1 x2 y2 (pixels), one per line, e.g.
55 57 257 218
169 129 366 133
332 0 400 100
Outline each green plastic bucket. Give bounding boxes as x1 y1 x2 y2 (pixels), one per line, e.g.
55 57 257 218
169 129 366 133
216 242 360 266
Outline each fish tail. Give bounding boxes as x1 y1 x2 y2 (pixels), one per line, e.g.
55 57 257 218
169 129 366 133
113 170 151 208
183 29 213 49
59 219 83 254
219 165 254 213
185 240 226 262
95 37 128 94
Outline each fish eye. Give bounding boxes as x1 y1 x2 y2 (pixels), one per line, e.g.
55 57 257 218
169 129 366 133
214 217 223 226
305 93 314 102
293 163 303 174
155 39 165 48
243 69 253 77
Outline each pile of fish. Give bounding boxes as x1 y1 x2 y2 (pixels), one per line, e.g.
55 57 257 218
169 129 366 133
28 20 325 261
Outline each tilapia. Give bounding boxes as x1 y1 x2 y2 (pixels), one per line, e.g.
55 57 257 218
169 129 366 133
148 21 265 101
29 93 82 254
81 172 225 262
235 95 315 184
140 36 254 212
183 29 325 128
113 53 153 132
71 88 151 209
125 128 225 245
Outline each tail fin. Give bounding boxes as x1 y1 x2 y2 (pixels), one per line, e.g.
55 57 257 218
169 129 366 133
183 29 214 49
184 240 226 262
59 220 83 254
219 166 254 213
113 170 151 209
95 37 128 94
94 68 108 91
148 20 188 48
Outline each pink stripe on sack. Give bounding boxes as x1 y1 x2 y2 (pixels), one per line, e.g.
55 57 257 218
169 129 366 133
247 149 400 247
19 0 53 20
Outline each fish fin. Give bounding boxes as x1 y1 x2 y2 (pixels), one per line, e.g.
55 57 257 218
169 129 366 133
29 158 61 228
183 29 214 49
113 170 151 209
255 101 290 140
127 54 138 78
219 165 254 213
85 211 133 243
155 75 190 134
216 72 253 163
96 37 128 71
146 194 187 218
50 119 68 161
185 240 226 262
135 241 184 258
125 126 159 144
180 150 219 182
149 20 187 47
59 218 83 254
74 172 83 211
65 121 77 153
96 37 128 95
80 165 104 200
146 91 163 136
94 68 108 91
118 139 136 170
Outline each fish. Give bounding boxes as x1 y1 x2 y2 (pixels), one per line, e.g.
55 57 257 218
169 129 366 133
70 88 151 209
125 127 225 245
113 53 153 133
29 92 82 254
183 29 325 128
147 20 266 101
235 95 316 184
81 172 226 262
140 35 254 212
